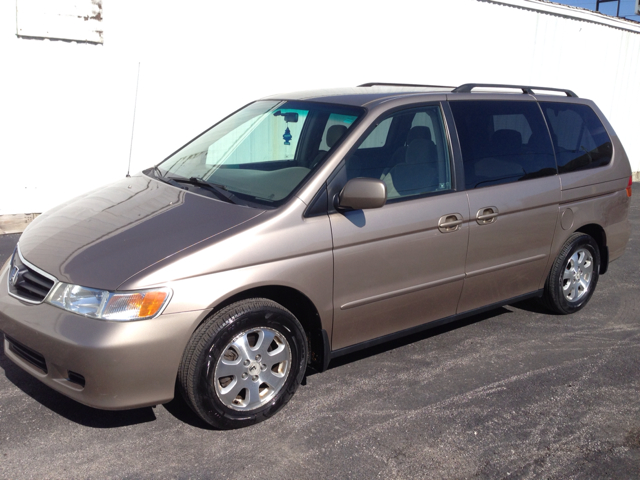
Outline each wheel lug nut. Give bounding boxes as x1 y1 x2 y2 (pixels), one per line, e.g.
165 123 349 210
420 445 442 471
252 375 258 381
255 355 261 361
261 363 267 371
242 373 248 379
243 360 250 366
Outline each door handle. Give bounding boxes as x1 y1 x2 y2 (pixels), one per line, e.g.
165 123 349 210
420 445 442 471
438 213 463 233
476 207 499 225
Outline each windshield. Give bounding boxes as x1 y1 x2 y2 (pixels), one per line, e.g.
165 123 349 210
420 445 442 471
152 100 364 207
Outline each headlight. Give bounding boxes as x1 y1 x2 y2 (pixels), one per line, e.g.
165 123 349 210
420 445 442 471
46 283 172 321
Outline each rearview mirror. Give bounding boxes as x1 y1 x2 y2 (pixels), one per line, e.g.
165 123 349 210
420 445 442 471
273 111 299 123
337 178 387 210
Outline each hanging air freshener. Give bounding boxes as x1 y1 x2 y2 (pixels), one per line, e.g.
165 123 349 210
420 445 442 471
283 126 292 145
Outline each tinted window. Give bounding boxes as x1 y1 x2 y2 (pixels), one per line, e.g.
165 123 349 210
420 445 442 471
345 106 451 200
318 113 358 151
450 101 557 189
411 111 436 130
541 102 612 173
359 117 392 149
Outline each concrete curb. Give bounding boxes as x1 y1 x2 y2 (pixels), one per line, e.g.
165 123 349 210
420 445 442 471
0 213 41 235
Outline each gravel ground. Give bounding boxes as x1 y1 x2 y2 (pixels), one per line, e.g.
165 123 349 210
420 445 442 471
0 188 638 479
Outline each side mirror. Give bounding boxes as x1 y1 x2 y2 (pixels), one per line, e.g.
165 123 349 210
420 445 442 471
337 178 387 210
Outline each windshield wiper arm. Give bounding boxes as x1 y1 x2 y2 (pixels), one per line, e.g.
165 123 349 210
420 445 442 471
171 177 236 204
147 166 187 190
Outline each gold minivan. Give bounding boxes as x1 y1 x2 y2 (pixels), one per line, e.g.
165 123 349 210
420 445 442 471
0 83 633 429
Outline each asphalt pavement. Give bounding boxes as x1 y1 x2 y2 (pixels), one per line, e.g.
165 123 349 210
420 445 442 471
1 190 639 479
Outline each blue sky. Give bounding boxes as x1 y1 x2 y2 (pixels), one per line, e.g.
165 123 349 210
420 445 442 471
553 0 640 19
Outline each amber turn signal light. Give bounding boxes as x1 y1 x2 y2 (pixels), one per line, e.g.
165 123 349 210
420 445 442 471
139 291 169 318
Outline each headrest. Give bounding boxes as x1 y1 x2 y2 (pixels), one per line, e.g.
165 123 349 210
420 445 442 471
491 129 522 155
407 126 432 144
327 125 348 148
406 138 432 164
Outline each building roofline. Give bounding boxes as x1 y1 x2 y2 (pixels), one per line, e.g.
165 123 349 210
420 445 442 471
480 0 640 34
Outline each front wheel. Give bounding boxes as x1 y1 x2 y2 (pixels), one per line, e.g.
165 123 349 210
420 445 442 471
541 233 600 314
178 298 308 429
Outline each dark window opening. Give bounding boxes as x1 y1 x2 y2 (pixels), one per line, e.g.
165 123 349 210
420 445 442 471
541 102 612 174
450 101 557 189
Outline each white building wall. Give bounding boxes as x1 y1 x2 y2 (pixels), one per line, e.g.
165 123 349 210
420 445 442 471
1 0 639 216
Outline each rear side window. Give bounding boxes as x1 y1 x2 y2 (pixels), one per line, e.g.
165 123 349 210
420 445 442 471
450 101 557 189
541 102 612 173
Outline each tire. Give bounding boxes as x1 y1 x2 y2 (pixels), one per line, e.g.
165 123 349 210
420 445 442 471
178 298 308 429
541 233 600 315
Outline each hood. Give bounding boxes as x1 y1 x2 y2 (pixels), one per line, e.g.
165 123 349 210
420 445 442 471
18 174 264 290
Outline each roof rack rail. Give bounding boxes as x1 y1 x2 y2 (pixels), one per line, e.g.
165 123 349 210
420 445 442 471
358 82 456 89
452 83 578 98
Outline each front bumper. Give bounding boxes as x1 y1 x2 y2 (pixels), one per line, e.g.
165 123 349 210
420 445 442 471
0 265 209 410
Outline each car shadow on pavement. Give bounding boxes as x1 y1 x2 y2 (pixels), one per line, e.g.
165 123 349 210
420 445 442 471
0 339 157 428
162 308 515 429
510 297 560 315
162 387 216 430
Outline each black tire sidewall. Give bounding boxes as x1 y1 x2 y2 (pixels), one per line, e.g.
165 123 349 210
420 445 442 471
192 302 307 429
550 235 600 314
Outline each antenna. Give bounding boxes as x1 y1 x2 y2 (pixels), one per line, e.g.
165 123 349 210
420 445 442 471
126 62 141 178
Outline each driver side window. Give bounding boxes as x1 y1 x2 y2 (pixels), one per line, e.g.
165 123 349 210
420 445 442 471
345 106 451 200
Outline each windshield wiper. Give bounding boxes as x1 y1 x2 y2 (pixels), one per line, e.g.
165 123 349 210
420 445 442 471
147 166 187 190
171 177 236 204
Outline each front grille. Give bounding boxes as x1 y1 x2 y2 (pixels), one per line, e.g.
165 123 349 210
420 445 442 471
6 335 48 373
8 249 56 303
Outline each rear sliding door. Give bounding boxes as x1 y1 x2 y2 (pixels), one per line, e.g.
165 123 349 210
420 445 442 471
448 99 560 313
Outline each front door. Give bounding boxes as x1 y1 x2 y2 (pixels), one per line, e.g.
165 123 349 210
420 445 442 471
329 104 470 351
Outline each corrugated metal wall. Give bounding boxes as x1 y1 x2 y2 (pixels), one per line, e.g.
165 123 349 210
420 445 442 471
1 0 638 215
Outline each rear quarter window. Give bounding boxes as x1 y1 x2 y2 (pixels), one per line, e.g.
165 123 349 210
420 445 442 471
540 102 612 173
449 101 557 189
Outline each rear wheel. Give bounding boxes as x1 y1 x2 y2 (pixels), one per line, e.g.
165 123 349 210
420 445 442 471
541 233 600 314
179 298 308 429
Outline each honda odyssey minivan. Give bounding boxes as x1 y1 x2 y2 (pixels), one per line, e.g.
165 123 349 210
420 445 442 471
0 83 632 429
